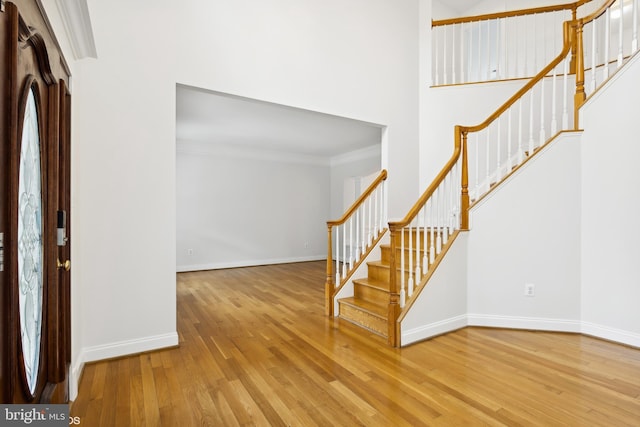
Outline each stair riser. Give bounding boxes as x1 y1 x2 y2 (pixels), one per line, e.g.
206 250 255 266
366 262 416 284
354 283 389 305
338 303 387 337
380 246 428 268
392 229 446 246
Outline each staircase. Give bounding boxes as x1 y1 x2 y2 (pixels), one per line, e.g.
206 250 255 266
338 228 445 338
326 0 639 347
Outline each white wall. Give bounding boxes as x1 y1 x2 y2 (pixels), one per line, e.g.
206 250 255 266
40 0 422 398
580 54 640 346
420 80 528 188
401 233 468 345
175 0 420 219
467 133 582 329
176 141 330 270
329 146 382 220
49 0 179 399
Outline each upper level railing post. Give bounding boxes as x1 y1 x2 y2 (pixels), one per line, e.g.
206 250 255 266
325 225 334 316
387 225 401 347
459 127 470 230
574 20 586 129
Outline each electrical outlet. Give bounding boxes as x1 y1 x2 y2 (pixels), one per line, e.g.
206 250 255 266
524 283 535 297
304 242 309 249
187 248 193 256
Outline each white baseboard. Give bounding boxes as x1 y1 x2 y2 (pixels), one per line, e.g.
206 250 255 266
401 315 468 346
467 314 582 333
581 321 640 348
176 255 325 272
69 332 179 401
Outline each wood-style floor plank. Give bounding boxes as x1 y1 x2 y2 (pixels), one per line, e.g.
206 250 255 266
71 261 640 426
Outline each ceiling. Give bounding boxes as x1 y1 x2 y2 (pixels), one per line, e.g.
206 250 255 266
175 85 383 159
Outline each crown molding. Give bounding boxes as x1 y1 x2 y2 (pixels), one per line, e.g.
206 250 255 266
330 144 381 167
54 0 97 59
176 140 332 167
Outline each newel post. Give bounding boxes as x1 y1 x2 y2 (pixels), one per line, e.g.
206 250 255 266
325 224 334 316
459 128 470 230
574 19 586 129
569 5 579 74
387 224 401 347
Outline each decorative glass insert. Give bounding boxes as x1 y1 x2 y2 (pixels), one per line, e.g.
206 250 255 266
17 87 43 395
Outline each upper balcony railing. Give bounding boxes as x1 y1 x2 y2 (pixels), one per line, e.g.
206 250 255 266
432 0 593 85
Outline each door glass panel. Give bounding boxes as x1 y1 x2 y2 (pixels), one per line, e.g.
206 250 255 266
17 87 43 394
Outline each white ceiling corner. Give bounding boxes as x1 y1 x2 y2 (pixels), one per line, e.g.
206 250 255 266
54 0 97 59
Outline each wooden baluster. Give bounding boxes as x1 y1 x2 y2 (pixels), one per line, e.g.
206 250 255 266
633 0 638 53
360 204 365 258
415 214 422 286
496 117 502 182
485 125 490 193
551 61 558 135
474 133 479 200
443 25 449 84
496 18 501 79
486 20 492 80
518 99 524 164
429 199 435 264
604 8 611 80
452 24 457 84
434 27 440 85
529 91 535 155
368 193 372 245
408 223 413 299
468 23 474 83
478 21 483 81
460 23 465 83
590 18 597 93
507 107 512 173
562 54 569 129
434 187 442 256
442 176 449 245
618 0 624 68
539 78 546 147
423 202 429 274
335 225 340 285
400 228 406 308
355 207 360 262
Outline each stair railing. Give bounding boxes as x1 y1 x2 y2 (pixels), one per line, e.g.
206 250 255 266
578 0 639 99
325 169 387 316
432 0 592 85
386 0 637 347
387 136 464 346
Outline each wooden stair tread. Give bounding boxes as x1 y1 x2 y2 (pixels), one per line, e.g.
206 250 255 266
352 277 389 291
338 297 387 318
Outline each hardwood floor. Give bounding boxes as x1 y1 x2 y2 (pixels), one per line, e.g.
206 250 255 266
70 261 640 426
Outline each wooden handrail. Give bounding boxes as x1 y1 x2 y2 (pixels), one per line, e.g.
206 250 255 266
432 0 591 27
327 169 387 227
326 169 388 316
388 132 462 229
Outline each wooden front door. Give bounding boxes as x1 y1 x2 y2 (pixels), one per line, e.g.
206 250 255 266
0 0 71 404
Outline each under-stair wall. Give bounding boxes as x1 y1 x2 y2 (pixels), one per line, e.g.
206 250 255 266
466 132 582 332
580 53 640 347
